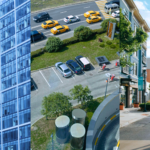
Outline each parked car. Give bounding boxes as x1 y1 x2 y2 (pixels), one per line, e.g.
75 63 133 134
86 16 102 24
31 30 44 43
75 56 91 71
41 20 59 29
55 62 72 77
84 10 100 18
50 25 69 35
33 12 50 22
112 10 120 18
31 78 34 90
66 60 82 74
104 3 119 14
64 15 80 23
105 0 119 6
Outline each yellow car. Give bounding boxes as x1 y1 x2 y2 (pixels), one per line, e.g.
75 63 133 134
50 25 69 35
86 16 102 24
41 20 59 29
84 10 100 18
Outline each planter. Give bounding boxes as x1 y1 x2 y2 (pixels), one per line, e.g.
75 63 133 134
134 103 139 108
120 104 124 110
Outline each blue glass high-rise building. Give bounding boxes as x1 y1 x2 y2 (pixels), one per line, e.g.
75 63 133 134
0 0 31 149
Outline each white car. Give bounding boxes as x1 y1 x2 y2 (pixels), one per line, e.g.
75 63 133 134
64 15 80 23
112 10 120 18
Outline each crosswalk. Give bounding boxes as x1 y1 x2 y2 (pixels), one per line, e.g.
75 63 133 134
95 0 114 19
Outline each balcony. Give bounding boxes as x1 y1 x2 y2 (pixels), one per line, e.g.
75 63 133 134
142 55 146 64
142 42 147 50
122 65 129 74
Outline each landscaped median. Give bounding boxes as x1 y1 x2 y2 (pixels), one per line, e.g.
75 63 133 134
31 95 108 150
31 24 119 71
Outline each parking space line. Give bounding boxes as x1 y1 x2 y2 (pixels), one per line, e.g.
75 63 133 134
52 67 63 83
39 70 51 87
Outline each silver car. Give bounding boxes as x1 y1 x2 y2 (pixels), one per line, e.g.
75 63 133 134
64 15 80 23
55 62 72 77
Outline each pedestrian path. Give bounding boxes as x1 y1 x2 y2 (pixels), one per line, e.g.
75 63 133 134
95 0 114 19
120 107 150 128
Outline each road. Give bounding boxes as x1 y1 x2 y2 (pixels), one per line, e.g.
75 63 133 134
31 63 120 125
96 115 119 150
120 115 150 150
31 0 113 51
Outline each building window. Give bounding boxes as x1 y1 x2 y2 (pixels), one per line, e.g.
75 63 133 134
133 63 137 76
129 11 132 22
123 8 128 19
19 109 30 124
19 125 30 139
20 137 30 150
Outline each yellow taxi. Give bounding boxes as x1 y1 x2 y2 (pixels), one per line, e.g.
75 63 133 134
41 20 59 29
50 25 69 34
86 16 102 24
84 10 100 18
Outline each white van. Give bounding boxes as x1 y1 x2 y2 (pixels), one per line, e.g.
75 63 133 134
104 3 119 14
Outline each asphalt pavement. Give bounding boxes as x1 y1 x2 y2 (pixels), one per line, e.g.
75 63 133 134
31 60 120 125
96 115 119 150
31 1 105 51
120 115 150 150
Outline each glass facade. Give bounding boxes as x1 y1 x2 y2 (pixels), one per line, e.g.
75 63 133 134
0 0 31 149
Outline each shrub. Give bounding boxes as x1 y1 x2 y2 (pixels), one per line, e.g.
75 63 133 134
98 38 103 42
74 25 93 41
45 37 63 52
92 28 106 35
101 18 119 31
140 103 150 110
110 44 116 49
62 37 79 46
31 48 45 59
106 41 112 45
100 43 105 47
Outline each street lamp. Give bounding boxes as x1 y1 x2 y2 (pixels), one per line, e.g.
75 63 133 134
105 79 108 99
142 64 147 112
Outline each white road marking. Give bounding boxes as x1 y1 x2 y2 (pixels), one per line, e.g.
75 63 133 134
52 67 63 83
39 70 51 87
84 6 90 8
60 11 67 13
105 73 111 77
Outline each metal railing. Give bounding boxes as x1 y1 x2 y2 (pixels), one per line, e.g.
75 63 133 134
122 65 129 74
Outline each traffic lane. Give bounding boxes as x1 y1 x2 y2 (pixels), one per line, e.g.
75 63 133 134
96 116 119 150
31 1 99 27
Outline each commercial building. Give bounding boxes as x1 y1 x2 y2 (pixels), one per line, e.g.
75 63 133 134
120 0 150 107
0 0 31 149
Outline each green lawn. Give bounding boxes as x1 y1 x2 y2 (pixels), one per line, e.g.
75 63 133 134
31 33 119 71
31 0 92 12
31 95 108 150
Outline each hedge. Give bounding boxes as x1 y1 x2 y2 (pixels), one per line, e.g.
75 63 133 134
140 103 150 110
110 44 116 49
62 37 79 46
100 43 105 47
31 48 45 59
92 28 106 35
106 41 112 45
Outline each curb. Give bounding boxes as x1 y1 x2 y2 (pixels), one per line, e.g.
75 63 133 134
31 0 96 14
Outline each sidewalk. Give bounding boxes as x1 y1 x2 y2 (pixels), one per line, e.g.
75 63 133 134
120 107 150 128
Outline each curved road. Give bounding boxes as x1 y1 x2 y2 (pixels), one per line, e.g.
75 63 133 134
96 115 119 150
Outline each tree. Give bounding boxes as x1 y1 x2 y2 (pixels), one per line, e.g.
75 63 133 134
45 36 63 52
101 18 119 31
69 85 93 107
74 25 93 41
120 8 148 67
41 92 72 119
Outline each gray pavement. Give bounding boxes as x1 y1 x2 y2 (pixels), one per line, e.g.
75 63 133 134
31 59 119 125
96 115 119 150
120 115 150 150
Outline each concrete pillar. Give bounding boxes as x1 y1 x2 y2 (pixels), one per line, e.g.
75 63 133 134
127 87 130 108
139 91 142 103
137 89 139 103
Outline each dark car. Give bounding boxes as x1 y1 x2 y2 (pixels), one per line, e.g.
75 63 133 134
33 12 50 22
75 55 91 71
31 30 44 43
105 0 119 6
31 78 34 90
66 60 82 74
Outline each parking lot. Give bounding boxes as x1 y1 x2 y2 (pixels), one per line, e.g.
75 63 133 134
31 59 120 125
